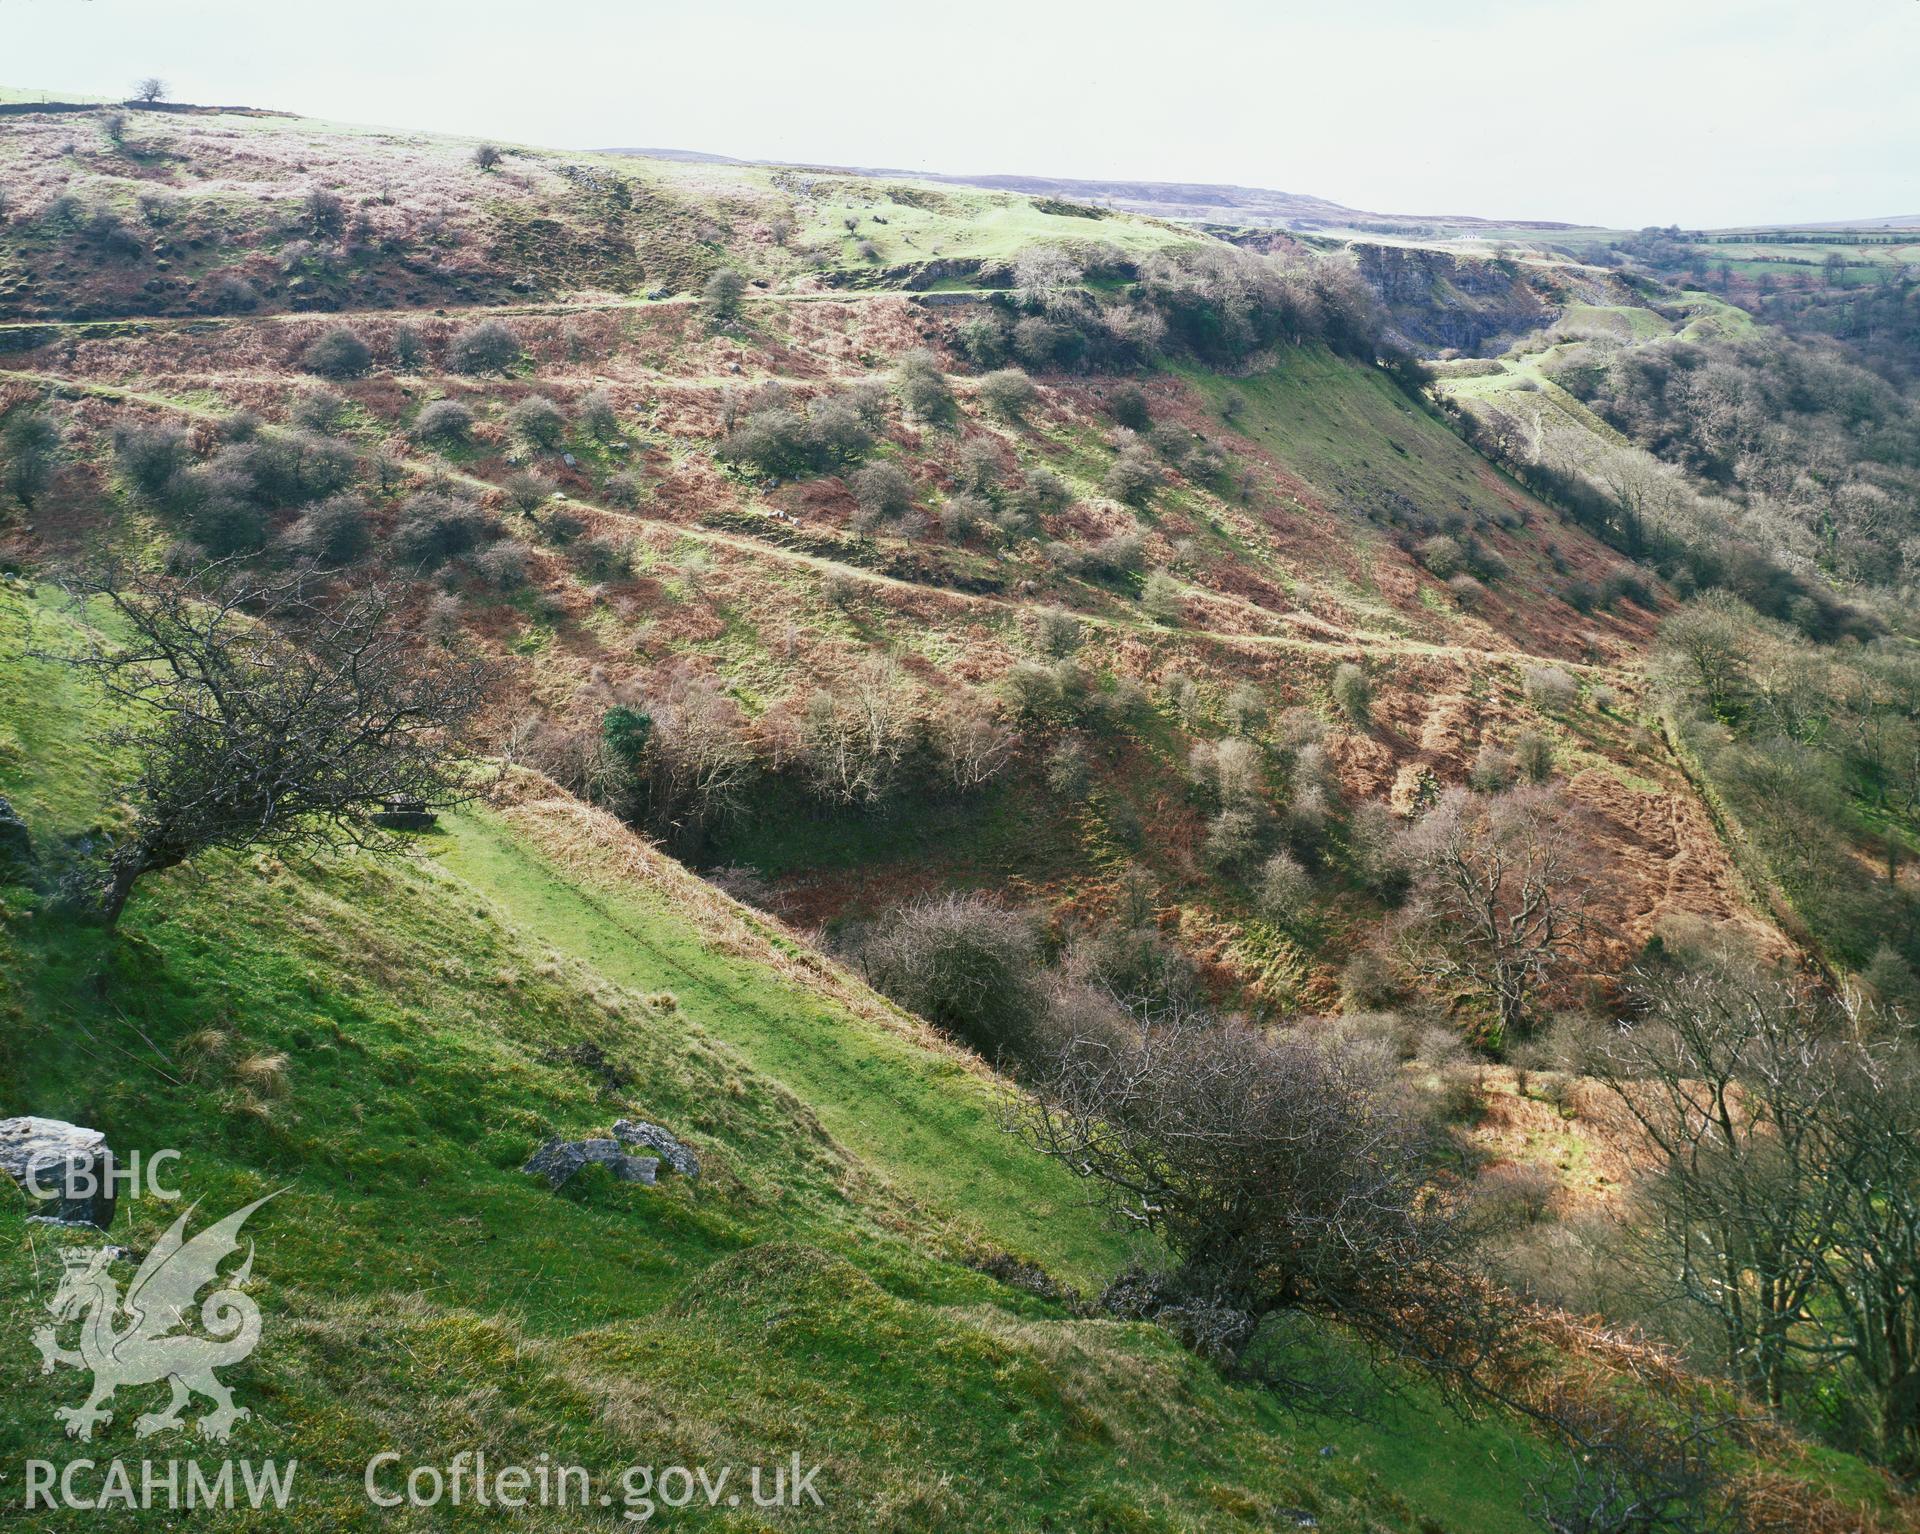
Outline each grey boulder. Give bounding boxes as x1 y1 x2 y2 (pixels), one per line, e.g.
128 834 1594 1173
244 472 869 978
612 1119 699 1179
0 1116 116 1228
523 1137 657 1189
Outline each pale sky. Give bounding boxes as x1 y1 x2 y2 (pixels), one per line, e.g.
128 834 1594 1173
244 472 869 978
7 0 1916 228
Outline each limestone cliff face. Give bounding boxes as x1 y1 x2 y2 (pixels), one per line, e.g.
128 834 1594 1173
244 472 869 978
1220 231 1630 359
1351 245 1557 356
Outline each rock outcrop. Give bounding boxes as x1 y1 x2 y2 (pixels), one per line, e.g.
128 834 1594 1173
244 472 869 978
612 1119 700 1179
522 1119 701 1190
0 1116 116 1228
1351 245 1556 357
523 1137 657 1188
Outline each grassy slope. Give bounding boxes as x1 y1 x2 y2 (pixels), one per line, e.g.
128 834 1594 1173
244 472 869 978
1432 292 1755 422
0 583 1553 1530
433 798 1127 1286
1181 346 1512 531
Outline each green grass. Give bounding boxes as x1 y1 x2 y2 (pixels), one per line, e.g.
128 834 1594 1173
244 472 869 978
703 775 1050 879
788 175 1200 273
1180 345 1522 535
433 799 1125 1286
0 583 1562 1530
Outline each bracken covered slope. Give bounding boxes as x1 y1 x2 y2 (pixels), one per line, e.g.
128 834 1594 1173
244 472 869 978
2 101 1898 1530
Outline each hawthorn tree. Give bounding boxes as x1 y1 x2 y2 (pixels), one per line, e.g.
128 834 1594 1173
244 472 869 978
1018 1017 1523 1403
702 268 747 328
60 563 492 924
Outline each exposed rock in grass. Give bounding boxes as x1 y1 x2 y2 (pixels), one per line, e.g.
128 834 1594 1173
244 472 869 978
523 1136 657 1188
612 1119 700 1179
0 1116 116 1228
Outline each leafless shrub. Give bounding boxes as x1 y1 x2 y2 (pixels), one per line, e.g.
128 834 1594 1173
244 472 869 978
1470 740 1520 793
452 526 524 586
283 492 372 565
413 398 474 445
1515 730 1556 783
287 384 347 434
978 367 1036 418
1467 1163 1558 1237
209 274 261 314
503 469 554 516
1524 664 1579 713
855 893 1041 1060
894 349 951 422
448 319 521 374
1527 1397 1751 1534
1102 441 1160 506
1141 569 1182 624
851 460 915 524
602 470 643 508
1332 662 1371 725
1256 851 1313 925
1018 1020 1514 1397
507 394 566 451
3 409 65 509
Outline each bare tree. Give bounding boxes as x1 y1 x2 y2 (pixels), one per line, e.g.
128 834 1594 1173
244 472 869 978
1592 447 1685 559
930 698 1017 795
1398 785 1594 1046
1588 954 1920 1473
57 563 492 925
134 77 167 104
577 388 620 443
1808 1038 1920 1472
1657 596 1755 721
625 663 755 847
799 661 919 808
1586 962 1848 1411
1017 1018 1520 1404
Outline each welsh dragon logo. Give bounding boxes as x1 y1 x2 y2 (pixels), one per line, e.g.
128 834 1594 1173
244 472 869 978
32 1193 279 1442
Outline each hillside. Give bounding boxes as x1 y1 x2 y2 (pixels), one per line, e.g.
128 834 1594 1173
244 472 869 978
0 105 1201 323
1 98 1913 1530
0 579 1570 1531
0 103 1777 1018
